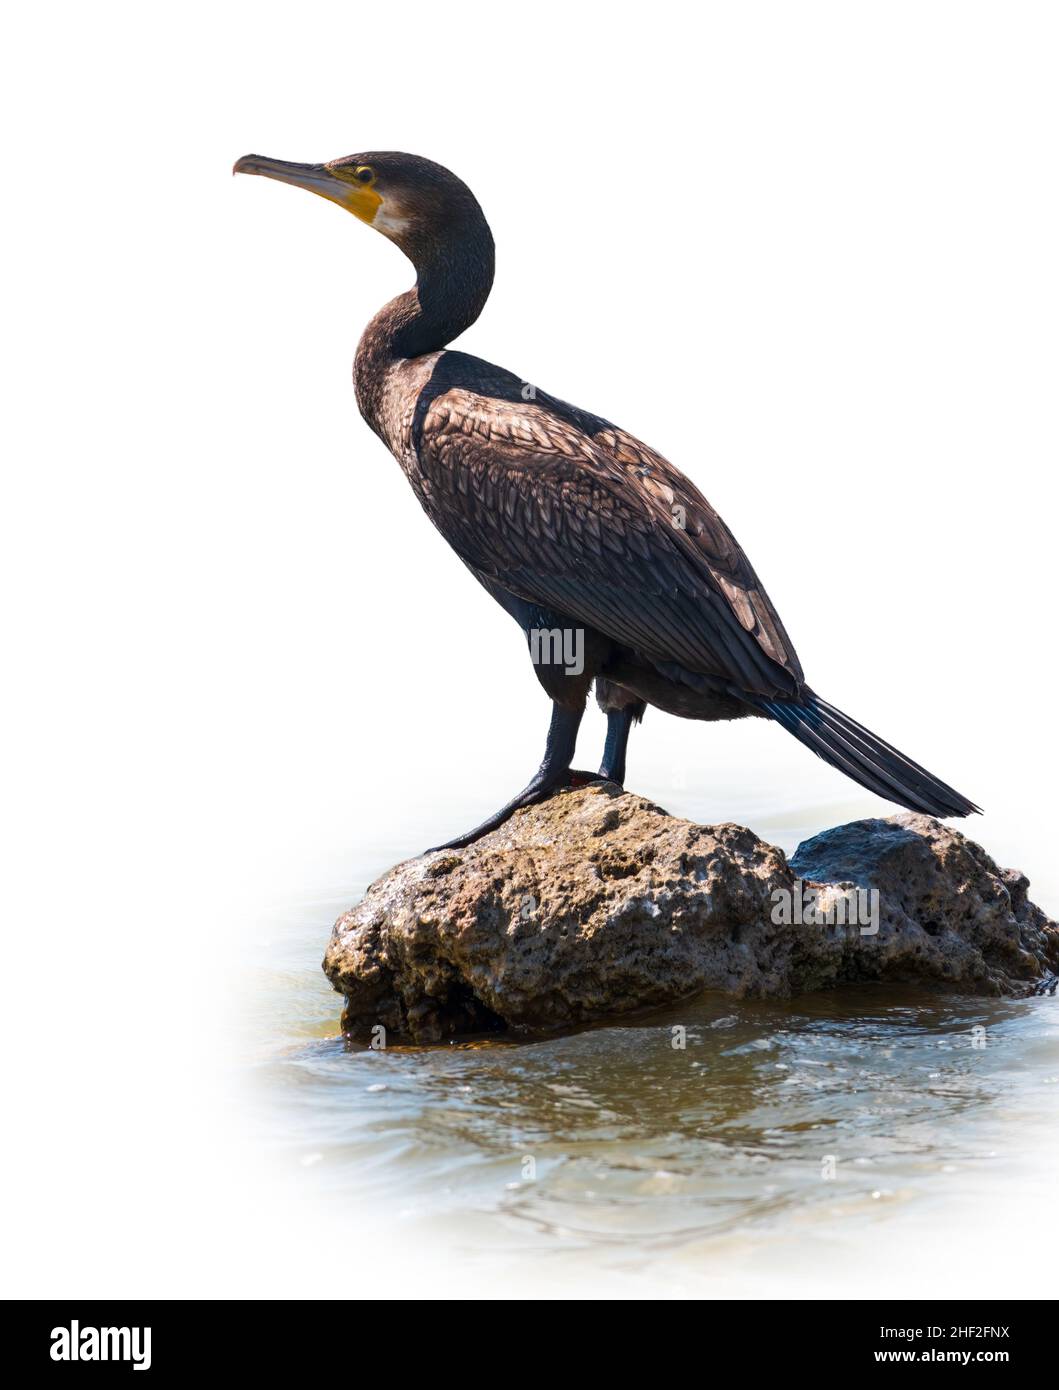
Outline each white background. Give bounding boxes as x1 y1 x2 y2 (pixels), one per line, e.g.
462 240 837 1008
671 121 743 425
2 0 1057 1296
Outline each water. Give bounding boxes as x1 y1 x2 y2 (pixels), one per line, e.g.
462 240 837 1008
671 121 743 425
245 802 1059 1299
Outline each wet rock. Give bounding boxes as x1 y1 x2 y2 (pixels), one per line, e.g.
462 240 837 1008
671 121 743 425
322 784 1058 1043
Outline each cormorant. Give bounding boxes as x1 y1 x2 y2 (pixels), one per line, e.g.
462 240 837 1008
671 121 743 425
234 150 979 848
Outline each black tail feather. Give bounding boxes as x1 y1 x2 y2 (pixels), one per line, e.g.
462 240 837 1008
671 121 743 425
752 693 981 819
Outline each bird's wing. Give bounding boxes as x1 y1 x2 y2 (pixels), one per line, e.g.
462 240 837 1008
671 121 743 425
412 367 803 699
590 423 804 685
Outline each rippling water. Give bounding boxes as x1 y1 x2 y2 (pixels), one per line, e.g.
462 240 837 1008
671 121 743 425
245 801 1059 1298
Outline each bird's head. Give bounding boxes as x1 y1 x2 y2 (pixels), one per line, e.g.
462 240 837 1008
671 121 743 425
233 150 491 270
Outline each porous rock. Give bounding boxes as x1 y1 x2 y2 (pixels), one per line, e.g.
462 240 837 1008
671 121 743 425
323 785 1058 1042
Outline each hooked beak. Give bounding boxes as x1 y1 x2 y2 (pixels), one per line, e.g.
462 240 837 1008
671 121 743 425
233 154 343 200
233 154 382 225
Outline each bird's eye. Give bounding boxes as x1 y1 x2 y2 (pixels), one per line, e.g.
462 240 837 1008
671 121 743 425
353 166 375 185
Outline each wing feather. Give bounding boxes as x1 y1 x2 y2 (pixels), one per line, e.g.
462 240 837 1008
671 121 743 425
410 364 803 701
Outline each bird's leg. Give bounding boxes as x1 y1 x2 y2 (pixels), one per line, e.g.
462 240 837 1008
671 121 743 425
597 707 638 786
426 702 598 852
594 681 646 786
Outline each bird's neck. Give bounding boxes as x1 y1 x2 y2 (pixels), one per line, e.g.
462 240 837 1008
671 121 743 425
355 227 495 436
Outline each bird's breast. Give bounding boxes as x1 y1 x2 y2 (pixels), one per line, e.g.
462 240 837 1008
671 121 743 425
357 350 444 476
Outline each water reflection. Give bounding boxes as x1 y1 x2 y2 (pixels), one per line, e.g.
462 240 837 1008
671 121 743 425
254 960 1054 1261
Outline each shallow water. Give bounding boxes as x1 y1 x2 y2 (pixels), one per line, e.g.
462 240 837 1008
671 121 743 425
246 801 1059 1298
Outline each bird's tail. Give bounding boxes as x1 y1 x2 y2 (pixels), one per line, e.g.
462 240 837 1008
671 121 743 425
751 692 980 818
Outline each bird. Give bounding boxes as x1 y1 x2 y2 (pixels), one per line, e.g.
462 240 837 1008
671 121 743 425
233 150 979 849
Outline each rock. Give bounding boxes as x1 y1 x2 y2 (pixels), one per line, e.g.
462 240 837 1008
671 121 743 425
322 784 1059 1043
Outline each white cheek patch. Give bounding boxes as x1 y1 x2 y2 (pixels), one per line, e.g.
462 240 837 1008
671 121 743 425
373 197 411 238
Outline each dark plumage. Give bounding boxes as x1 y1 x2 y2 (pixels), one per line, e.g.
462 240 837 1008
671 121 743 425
234 149 979 847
